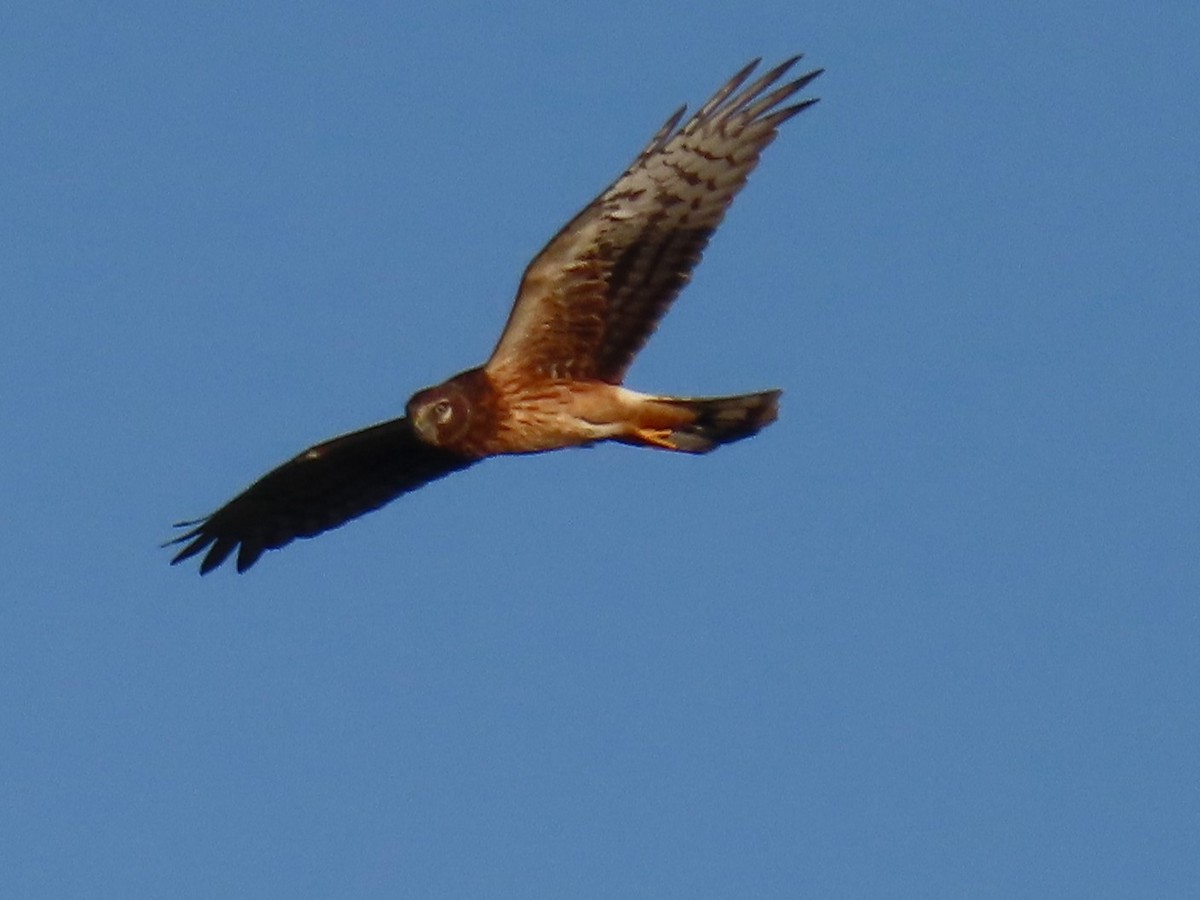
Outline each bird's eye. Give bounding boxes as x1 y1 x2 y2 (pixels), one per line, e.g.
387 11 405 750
432 399 454 425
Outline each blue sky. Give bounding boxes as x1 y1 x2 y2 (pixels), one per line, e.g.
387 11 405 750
3 2 1198 897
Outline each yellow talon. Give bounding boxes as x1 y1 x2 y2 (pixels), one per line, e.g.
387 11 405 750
636 428 679 450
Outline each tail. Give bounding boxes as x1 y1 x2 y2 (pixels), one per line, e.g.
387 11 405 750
653 389 781 454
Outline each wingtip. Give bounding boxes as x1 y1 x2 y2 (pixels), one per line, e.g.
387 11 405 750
197 539 237 575
760 55 800 81
792 66 824 93
235 542 265 573
763 95 821 129
167 534 210 569
738 56 764 77
163 517 233 574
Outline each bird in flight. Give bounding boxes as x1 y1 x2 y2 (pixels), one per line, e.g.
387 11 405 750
168 56 823 574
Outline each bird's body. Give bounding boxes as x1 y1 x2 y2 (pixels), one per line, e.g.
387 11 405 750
408 367 779 456
169 56 822 573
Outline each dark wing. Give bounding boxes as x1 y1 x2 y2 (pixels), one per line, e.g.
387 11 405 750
167 417 475 574
485 56 822 386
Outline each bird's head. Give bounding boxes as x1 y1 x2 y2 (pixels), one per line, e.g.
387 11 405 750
406 374 476 448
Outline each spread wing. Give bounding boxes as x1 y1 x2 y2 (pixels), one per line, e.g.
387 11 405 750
167 418 475 574
485 56 822 385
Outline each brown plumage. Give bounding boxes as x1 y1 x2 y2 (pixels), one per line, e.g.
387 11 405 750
168 56 822 573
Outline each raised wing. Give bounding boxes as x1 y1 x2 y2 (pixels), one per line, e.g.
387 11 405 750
167 418 475 574
485 56 822 385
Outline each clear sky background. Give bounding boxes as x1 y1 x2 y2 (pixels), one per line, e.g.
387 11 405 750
3 2 1198 897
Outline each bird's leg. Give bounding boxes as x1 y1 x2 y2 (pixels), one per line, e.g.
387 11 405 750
633 427 679 451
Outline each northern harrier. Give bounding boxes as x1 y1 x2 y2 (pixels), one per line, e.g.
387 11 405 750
169 56 822 573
